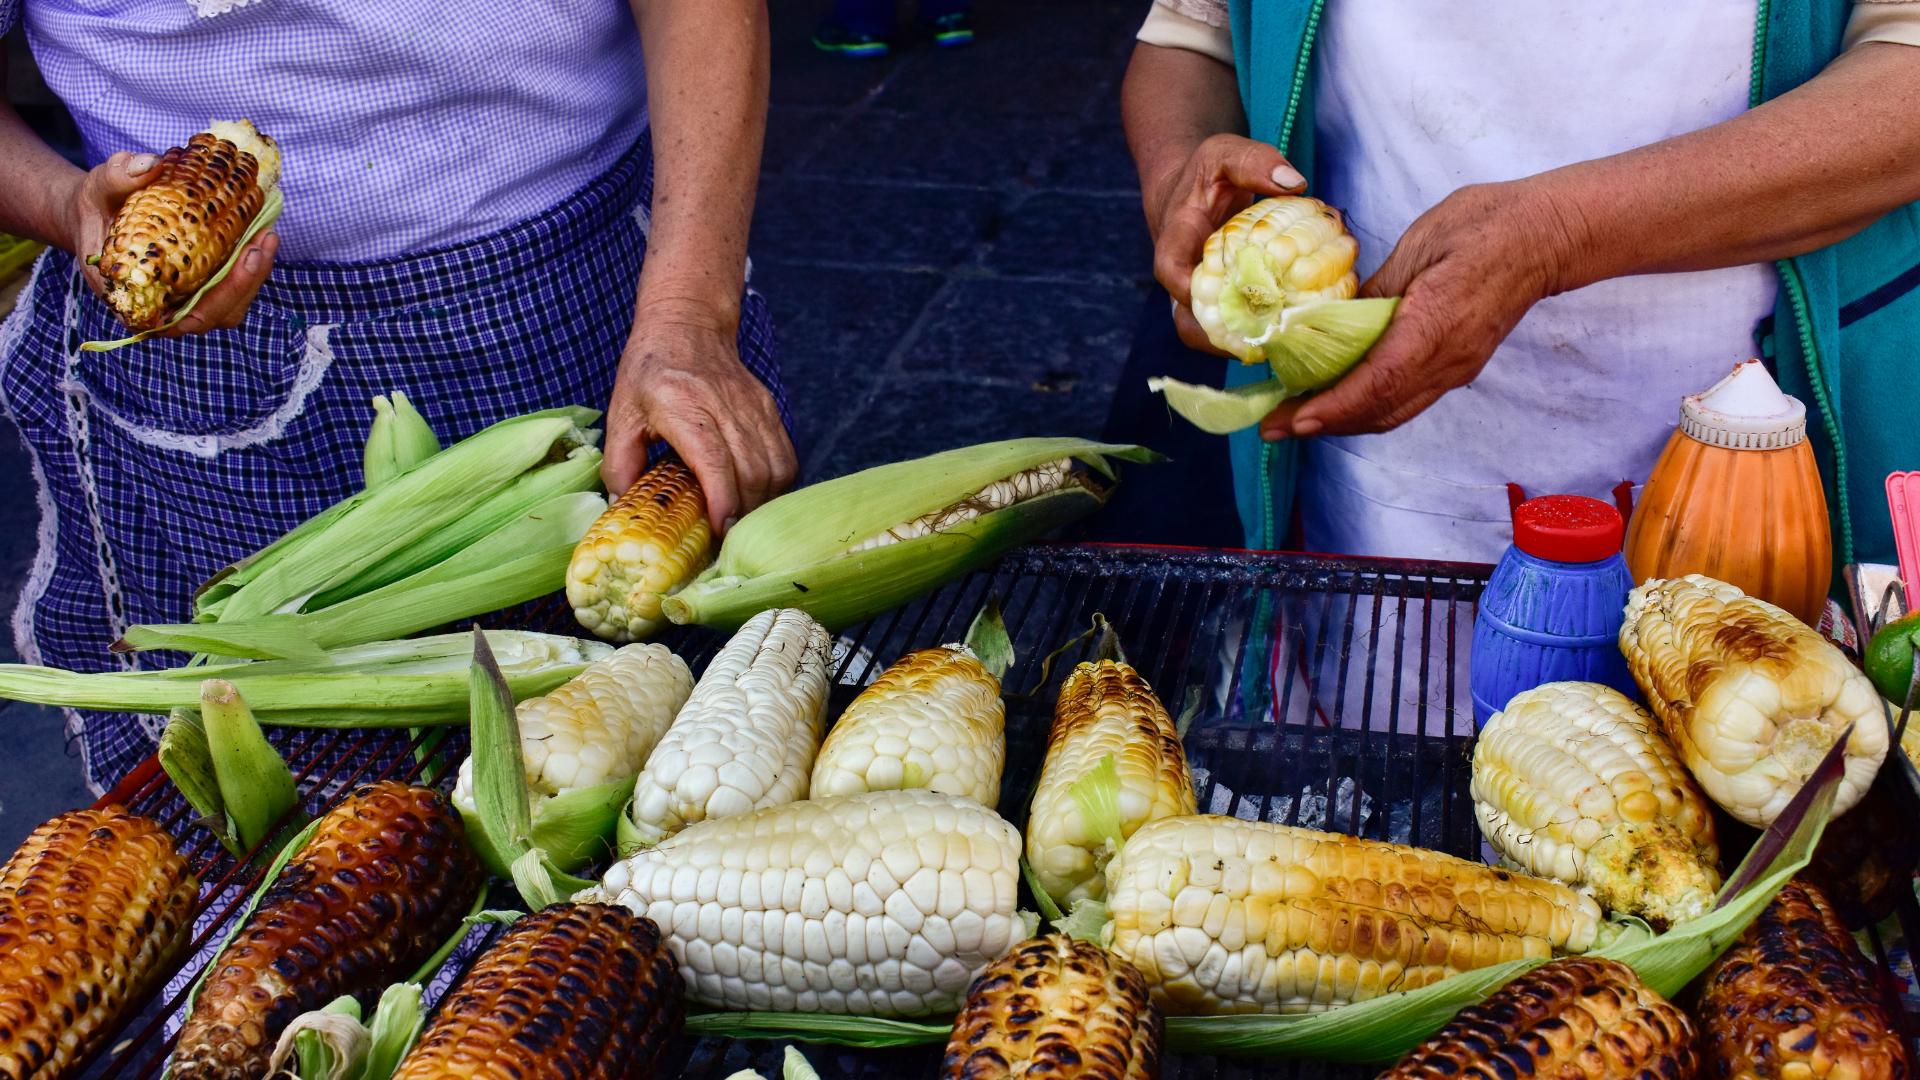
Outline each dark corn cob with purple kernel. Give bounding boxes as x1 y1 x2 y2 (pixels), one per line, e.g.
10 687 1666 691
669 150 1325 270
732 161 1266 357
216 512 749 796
1698 879 1910 1080
0 807 197 1079
1379 958 1697 1080
392 903 684 1079
168 781 479 1080
942 934 1163 1080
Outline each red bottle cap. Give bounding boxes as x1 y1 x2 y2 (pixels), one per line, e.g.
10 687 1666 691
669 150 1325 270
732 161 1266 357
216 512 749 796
1512 495 1623 564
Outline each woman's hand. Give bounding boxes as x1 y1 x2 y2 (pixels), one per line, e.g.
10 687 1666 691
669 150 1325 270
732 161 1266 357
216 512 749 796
1145 133 1306 354
1260 180 1579 440
65 150 278 335
602 299 796 533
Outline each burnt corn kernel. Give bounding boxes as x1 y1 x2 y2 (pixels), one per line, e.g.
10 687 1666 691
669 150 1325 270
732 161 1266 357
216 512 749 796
942 934 1162 1080
169 782 480 1080
1698 879 1910 1080
0 807 197 1080
1379 958 1696 1080
392 903 684 1080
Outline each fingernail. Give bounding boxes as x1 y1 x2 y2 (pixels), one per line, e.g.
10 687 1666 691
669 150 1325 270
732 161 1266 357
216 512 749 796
1292 417 1324 437
243 247 262 272
128 154 158 176
1271 164 1306 189
722 516 739 533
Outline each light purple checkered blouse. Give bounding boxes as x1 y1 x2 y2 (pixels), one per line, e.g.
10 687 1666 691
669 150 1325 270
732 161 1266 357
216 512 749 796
3 0 649 261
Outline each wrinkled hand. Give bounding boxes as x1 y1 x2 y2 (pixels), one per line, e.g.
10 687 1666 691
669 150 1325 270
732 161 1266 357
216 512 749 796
1146 134 1306 355
67 150 278 335
1260 180 1577 440
603 304 796 533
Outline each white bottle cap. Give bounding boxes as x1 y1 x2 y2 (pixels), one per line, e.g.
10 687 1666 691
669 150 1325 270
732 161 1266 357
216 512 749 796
1679 359 1807 450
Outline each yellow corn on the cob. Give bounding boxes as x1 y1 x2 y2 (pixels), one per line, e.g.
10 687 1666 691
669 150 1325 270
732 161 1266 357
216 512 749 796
625 608 833 847
1621 575 1888 827
1188 196 1359 365
942 933 1162 1080
1380 958 1696 1080
585 789 1029 1017
0 807 197 1080
98 119 279 331
1472 681 1721 928
568 460 714 643
1102 815 1606 1015
391 903 683 1079
170 782 481 1080
1026 660 1197 908
810 644 1006 808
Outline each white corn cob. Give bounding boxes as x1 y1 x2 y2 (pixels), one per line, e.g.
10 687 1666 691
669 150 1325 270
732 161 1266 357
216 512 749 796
809 644 1006 807
848 459 1073 553
583 789 1029 1017
1472 682 1721 928
626 608 833 846
1621 575 1887 827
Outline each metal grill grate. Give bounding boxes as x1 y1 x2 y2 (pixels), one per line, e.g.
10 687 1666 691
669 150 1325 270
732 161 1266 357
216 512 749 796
80 543 1920 1077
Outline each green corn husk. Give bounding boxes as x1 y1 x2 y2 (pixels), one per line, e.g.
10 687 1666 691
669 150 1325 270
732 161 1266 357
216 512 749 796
195 407 601 624
121 492 607 660
963 597 1014 681
363 391 441 490
663 438 1160 631
0 233 44 284
462 777 632 882
0 631 610 727
1146 377 1293 436
196 679 298 852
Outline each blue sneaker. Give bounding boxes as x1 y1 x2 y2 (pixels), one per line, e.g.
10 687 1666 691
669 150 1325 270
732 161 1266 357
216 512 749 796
812 22 891 58
928 12 974 48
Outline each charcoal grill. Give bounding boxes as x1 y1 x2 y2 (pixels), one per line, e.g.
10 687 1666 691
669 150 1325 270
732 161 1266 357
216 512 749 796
79 543 1920 1078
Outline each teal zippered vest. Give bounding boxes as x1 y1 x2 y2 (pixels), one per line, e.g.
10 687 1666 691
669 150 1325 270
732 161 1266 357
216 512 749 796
1223 0 1920 570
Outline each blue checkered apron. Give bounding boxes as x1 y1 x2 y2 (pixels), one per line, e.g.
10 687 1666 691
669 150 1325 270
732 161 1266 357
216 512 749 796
0 131 788 791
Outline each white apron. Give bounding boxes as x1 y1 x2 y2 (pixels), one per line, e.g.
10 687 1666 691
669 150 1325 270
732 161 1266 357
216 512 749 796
1298 0 1778 563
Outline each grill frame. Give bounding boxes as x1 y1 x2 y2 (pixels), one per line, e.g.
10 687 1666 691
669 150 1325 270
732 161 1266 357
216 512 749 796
78 542 1920 1077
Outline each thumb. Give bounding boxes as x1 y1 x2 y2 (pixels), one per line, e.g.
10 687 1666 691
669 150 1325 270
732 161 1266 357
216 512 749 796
93 151 163 205
1214 138 1307 197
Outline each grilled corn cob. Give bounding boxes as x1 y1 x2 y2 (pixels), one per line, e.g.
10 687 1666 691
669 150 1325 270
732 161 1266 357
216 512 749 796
1698 879 1910 1080
1101 815 1606 1015
98 119 279 331
1621 575 1888 827
1379 958 1696 1080
811 644 1007 808
568 460 714 643
586 789 1029 1017
0 807 197 1080
392 903 683 1079
625 608 833 848
170 782 480 1080
942 933 1162 1080
1472 682 1721 928
1027 660 1197 908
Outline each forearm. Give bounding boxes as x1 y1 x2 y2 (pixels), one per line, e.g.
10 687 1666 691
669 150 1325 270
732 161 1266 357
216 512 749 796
1122 41 1244 228
630 0 769 327
1542 42 1920 291
0 84 84 249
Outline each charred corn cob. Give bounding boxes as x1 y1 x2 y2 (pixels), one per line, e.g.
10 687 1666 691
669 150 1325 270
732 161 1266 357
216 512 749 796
942 933 1162 1080
392 903 683 1079
811 644 1007 808
586 789 1029 1017
98 119 279 331
1472 682 1721 928
170 782 480 1080
1027 660 1197 908
1100 815 1606 1015
1698 879 1910 1080
1379 958 1696 1080
568 460 714 643
1621 575 1887 827
625 608 833 847
0 807 197 1080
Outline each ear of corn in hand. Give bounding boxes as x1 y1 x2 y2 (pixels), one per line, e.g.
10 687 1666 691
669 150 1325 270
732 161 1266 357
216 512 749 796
811 642 1007 808
391 903 683 1080
1026 658 1197 909
662 437 1159 631
0 806 197 1079
1377 958 1695 1080
453 641 695 876
584 788 1031 1018
170 781 481 1080
1620 574 1887 827
622 608 833 849
569 458 715 643
1472 681 1720 928
96 119 280 331
942 933 1163 1080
